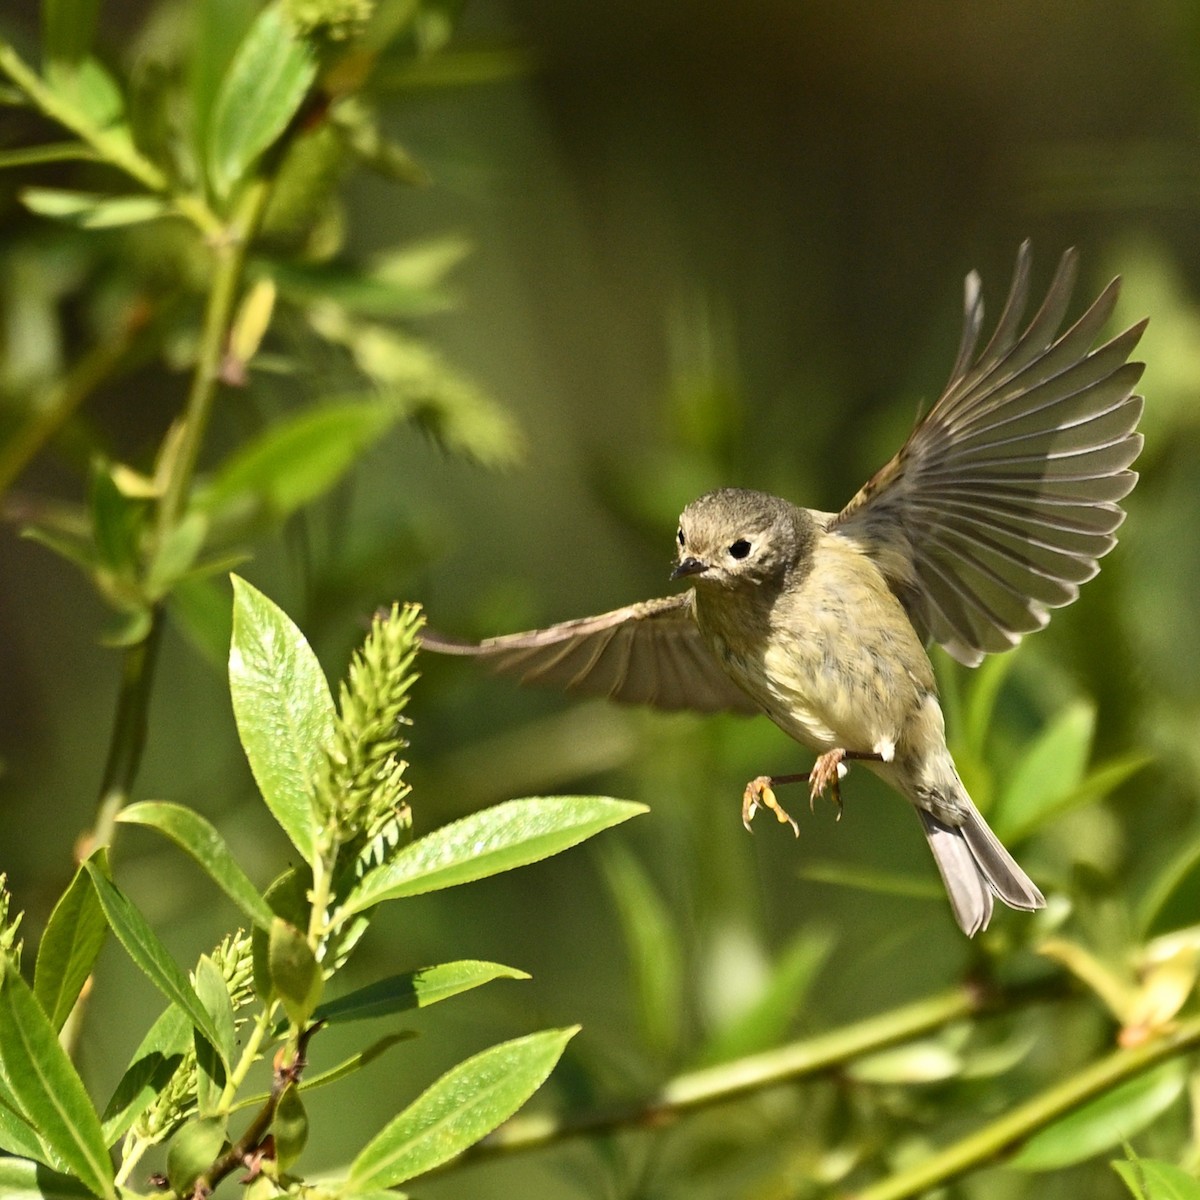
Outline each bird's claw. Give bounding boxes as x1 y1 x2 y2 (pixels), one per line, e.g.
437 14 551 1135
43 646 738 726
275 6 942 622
808 749 848 821
742 776 800 837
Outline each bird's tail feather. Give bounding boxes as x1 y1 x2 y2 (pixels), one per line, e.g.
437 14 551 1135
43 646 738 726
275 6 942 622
918 800 1044 937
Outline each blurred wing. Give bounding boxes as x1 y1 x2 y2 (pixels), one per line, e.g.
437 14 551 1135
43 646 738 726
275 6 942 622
832 242 1145 666
420 592 760 714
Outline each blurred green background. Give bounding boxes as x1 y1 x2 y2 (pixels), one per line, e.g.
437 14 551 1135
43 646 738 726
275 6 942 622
4 1 1200 1196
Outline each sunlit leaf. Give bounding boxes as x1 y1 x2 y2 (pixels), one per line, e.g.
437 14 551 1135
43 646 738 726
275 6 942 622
21 188 168 228
1113 1155 1200 1200
990 701 1096 841
699 928 834 1064
166 1115 227 1196
83 859 230 1067
192 957 234 1116
101 1005 191 1145
0 1157 97 1199
268 919 322 1026
340 797 646 917
118 802 274 930
207 3 317 199
347 1027 577 1188
0 960 115 1198
229 576 334 864
1011 1062 1187 1171
314 961 529 1025
602 844 682 1060
198 402 396 527
33 867 107 1032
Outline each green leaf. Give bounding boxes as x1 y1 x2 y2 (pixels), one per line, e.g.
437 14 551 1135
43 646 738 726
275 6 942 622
0 960 115 1198
198 401 396 526
33 867 107 1032
602 844 682 1060
1113 1156 1200 1200
796 860 943 900
268 919 322 1027
207 3 317 199
166 1115 227 1196
272 1083 307 1170
41 57 125 129
314 961 529 1025
192 957 234 1116
101 1005 191 1145
82 859 231 1067
0 1103 53 1165
0 1157 97 1199
1011 1062 1187 1171
21 188 168 228
144 512 208 600
88 462 140 578
990 701 1096 841
962 652 1019 762
234 1034 413 1111
1139 826 1200 934
340 797 647 917
229 576 334 864
266 259 455 318
699 928 834 1065
348 1027 577 1189
118 802 275 930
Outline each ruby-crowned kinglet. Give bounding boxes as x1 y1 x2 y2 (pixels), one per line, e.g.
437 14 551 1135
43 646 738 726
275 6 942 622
424 243 1145 936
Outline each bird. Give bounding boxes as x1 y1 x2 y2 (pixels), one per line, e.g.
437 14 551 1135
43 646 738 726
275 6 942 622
421 243 1146 936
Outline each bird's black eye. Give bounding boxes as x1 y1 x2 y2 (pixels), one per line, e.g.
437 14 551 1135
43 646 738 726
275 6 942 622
729 539 752 560
677 528 686 548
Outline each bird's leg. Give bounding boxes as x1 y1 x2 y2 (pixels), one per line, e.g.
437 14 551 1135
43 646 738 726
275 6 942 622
742 774 808 836
742 750 886 834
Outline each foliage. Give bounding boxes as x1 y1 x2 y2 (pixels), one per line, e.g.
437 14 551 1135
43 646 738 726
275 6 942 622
3 1 1200 1200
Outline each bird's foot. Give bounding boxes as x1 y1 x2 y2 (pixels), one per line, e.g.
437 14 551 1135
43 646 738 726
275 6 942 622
742 776 800 837
808 749 848 819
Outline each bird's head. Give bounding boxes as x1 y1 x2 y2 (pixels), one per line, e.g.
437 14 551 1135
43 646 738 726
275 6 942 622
672 488 814 591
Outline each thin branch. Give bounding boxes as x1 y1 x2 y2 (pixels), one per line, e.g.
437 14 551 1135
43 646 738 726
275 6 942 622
849 1013 1200 1200
458 976 1065 1165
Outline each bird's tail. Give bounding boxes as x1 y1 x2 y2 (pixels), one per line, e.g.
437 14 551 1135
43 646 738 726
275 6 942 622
917 796 1044 937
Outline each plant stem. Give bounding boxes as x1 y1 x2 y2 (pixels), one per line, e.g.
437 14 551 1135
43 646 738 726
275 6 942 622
84 182 267 856
463 977 1063 1163
157 179 268 532
848 1014 1200 1200
85 611 164 856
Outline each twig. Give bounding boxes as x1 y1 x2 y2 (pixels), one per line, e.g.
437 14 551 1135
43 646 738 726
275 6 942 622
456 977 1064 1165
848 1012 1200 1200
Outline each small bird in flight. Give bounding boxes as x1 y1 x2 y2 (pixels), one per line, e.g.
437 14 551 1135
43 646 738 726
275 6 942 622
422 244 1145 936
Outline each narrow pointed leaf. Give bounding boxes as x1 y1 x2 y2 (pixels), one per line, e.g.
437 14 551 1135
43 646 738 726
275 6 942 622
0 1157 97 1199
0 960 115 1198
268 919 322 1027
1113 1157 1200 1200
1011 1062 1187 1171
233 1034 413 1112
314 961 529 1025
101 1005 191 1145
192 957 234 1116
207 4 317 199
991 701 1095 840
229 575 334 864
348 1027 577 1189
33 867 107 1031
198 401 395 525
341 797 646 917
82 861 230 1067
118 801 274 930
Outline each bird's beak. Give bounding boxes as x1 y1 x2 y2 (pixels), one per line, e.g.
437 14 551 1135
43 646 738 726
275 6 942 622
671 556 709 581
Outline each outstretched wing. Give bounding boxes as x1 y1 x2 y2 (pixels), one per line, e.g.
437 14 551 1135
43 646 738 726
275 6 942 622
420 592 760 714
832 242 1145 666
